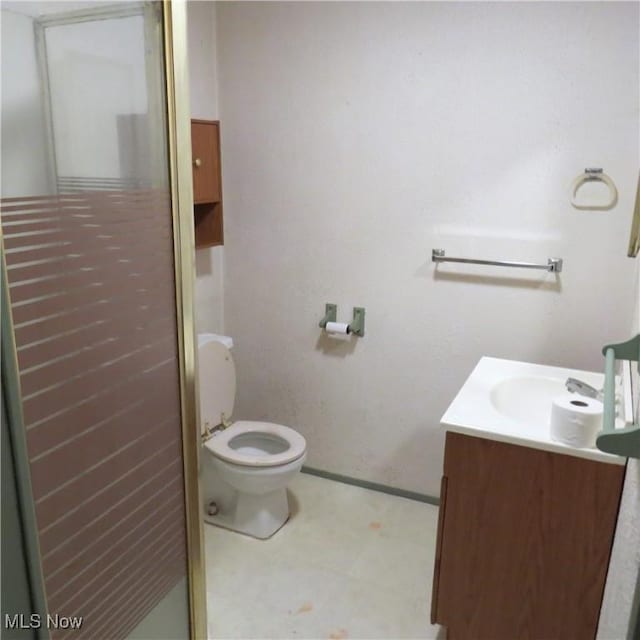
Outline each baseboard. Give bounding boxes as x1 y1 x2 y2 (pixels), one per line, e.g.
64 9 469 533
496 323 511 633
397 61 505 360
301 466 440 506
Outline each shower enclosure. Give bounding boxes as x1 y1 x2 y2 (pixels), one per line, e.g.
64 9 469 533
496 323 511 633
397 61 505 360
0 1 204 638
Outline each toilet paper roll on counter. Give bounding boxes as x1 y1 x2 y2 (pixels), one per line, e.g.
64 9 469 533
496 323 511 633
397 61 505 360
325 322 351 335
550 394 603 449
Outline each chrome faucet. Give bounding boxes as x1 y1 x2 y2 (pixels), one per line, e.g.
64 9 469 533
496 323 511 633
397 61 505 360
565 377 602 401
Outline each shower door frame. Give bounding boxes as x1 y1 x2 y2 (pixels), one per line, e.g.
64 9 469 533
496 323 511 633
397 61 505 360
163 1 207 637
0 0 206 637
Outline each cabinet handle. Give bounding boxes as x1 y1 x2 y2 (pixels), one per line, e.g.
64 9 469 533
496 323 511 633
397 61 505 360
193 158 202 168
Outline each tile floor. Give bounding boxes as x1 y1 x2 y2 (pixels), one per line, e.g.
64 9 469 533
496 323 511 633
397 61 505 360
204 472 445 640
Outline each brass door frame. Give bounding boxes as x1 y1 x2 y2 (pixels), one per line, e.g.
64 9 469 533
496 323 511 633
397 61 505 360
163 1 207 638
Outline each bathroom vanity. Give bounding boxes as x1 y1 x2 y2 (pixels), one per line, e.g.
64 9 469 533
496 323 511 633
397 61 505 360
431 357 626 639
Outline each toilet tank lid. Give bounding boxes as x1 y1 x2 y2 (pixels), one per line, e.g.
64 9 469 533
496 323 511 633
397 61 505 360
198 333 233 350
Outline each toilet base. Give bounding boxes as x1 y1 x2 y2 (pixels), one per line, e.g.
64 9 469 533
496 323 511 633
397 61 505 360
204 487 290 539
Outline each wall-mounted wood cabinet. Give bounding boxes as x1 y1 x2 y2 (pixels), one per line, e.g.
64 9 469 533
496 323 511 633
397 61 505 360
431 432 624 639
191 119 223 248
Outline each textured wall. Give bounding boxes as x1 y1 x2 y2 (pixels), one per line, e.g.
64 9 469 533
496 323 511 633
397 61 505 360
187 0 225 336
598 460 640 638
217 1 639 496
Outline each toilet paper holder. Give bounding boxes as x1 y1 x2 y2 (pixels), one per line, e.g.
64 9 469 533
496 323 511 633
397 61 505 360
319 303 365 337
318 304 337 328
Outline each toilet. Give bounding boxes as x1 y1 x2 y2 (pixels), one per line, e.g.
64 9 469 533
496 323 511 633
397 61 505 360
197 333 307 539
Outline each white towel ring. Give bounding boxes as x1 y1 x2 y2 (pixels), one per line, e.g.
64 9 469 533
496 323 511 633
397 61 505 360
571 168 618 210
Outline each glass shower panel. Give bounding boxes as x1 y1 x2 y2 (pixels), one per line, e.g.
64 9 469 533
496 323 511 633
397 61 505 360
45 13 164 192
1 3 190 638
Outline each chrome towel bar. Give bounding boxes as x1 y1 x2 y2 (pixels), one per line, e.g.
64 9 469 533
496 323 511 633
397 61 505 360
432 249 563 273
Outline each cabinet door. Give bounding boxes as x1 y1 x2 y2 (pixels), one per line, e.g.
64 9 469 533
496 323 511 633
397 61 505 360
191 120 221 204
435 432 624 639
431 475 448 625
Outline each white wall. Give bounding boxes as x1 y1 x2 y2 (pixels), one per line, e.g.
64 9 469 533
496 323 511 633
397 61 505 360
187 0 224 335
1 10 52 197
217 1 638 497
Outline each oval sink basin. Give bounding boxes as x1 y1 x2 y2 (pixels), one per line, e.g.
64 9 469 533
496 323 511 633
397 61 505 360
440 357 621 465
490 376 566 430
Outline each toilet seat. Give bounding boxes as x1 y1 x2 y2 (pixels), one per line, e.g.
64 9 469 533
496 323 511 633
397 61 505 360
205 421 307 468
198 341 235 434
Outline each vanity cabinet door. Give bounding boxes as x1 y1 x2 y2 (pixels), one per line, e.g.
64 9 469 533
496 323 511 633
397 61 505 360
432 432 624 639
430 475 448 625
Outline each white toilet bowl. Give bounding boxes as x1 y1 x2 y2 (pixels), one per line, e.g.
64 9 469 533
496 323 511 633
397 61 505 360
198 335 307 539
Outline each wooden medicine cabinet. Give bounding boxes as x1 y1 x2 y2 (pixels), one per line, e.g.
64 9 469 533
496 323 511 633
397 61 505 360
191 119 223 248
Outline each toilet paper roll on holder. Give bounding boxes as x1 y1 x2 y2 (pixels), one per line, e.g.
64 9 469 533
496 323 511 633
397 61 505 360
319 303 365 337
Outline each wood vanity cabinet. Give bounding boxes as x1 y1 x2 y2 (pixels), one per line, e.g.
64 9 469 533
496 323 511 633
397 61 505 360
191 119 223 248
431 432 625 640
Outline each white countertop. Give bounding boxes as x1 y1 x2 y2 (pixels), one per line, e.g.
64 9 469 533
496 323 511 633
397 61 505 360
441 356 625 465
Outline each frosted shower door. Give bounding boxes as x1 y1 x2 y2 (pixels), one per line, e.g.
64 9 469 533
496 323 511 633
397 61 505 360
1 3 193 639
